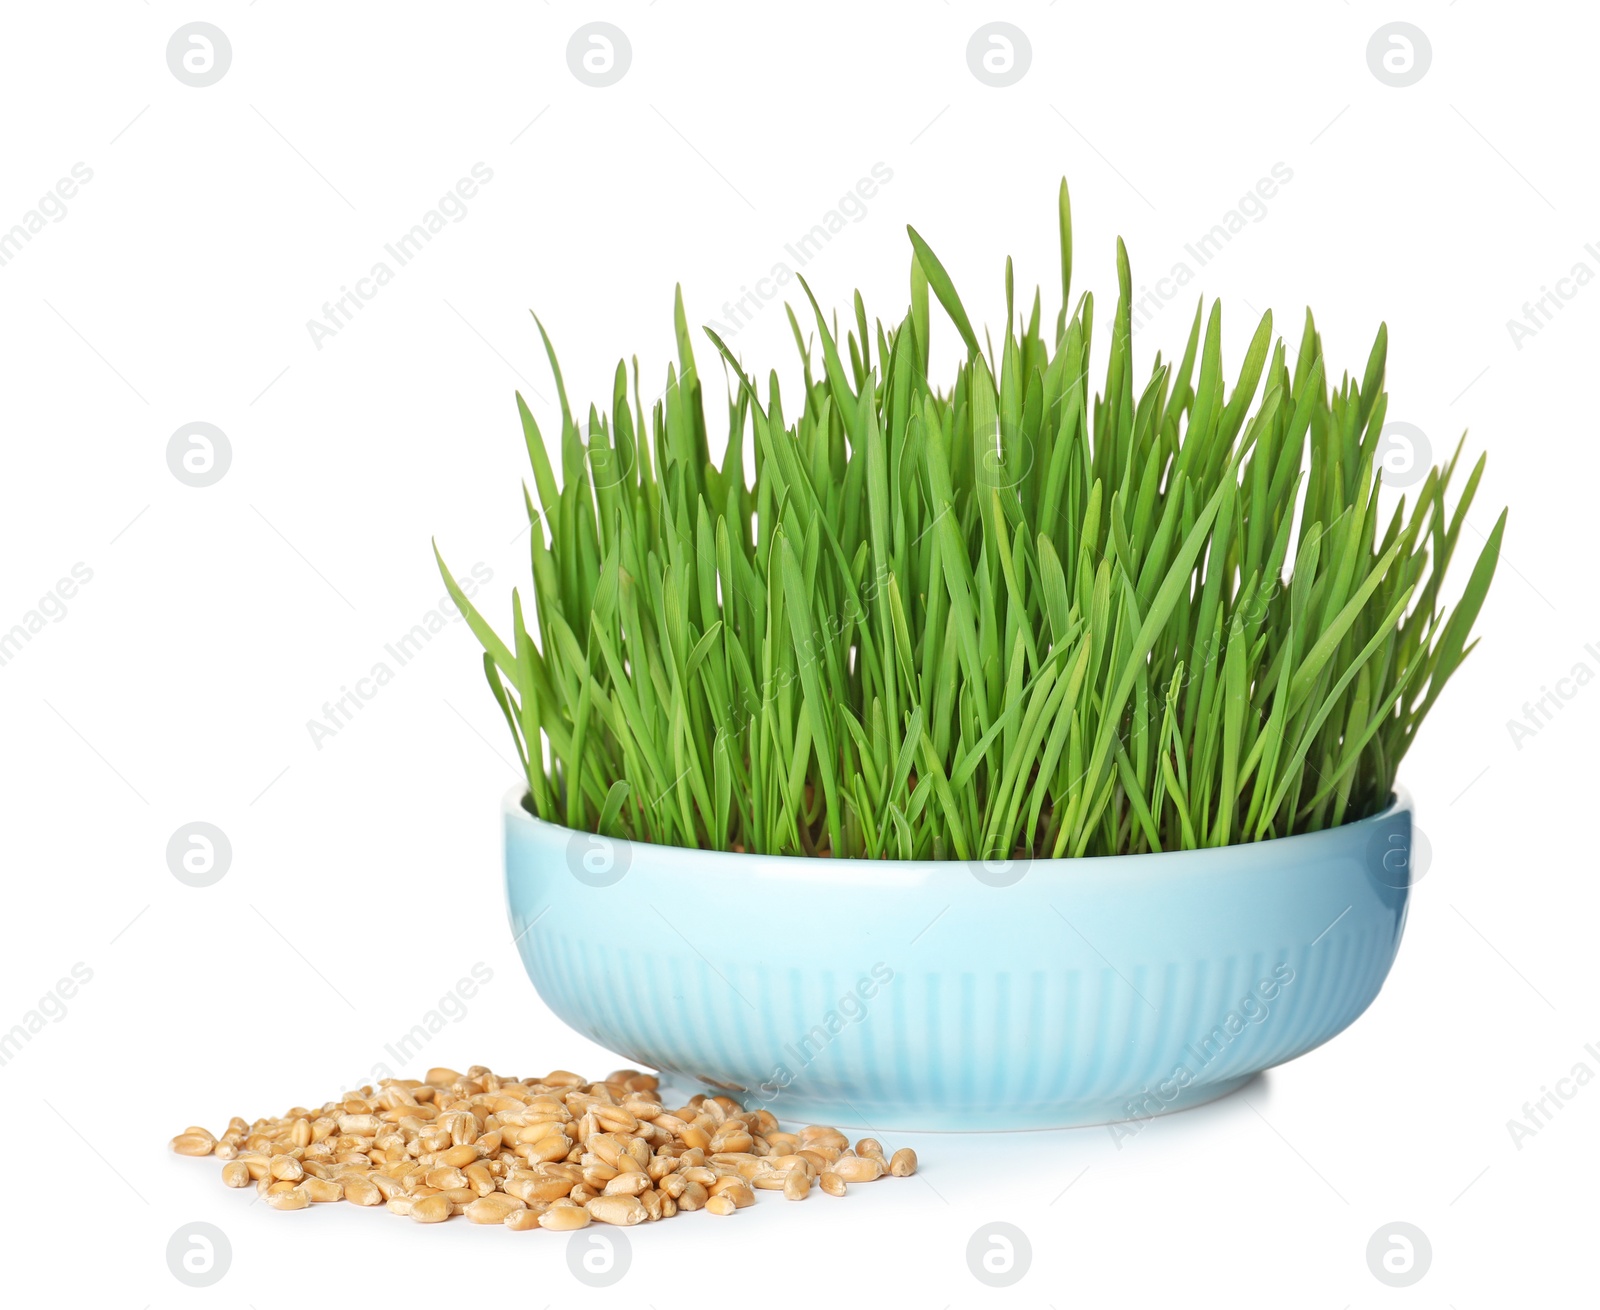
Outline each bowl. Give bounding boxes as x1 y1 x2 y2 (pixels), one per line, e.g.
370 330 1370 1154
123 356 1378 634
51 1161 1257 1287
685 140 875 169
504 785 1413 1130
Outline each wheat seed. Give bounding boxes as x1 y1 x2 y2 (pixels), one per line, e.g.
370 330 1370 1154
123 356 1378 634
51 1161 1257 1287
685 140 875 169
538 1204 590 1231
302 1177 343 1203
464 1193 524 1224
831 1156 884 1183
410 1194 452 1224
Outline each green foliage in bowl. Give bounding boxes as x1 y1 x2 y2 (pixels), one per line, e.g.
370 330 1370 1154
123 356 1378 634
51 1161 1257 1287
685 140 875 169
437 181 1504 860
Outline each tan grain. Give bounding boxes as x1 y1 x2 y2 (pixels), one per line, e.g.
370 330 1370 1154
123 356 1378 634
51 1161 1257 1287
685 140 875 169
168 1064 921 1233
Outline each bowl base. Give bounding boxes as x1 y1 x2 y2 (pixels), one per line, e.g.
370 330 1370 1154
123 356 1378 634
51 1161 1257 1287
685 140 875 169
724 1072 1257 1133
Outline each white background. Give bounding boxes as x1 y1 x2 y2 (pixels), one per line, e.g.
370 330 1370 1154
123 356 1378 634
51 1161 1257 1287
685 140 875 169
2 2 1594 1305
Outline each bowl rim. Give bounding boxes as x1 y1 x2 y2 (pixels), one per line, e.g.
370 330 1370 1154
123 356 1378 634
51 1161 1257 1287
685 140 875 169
503 781 1411 874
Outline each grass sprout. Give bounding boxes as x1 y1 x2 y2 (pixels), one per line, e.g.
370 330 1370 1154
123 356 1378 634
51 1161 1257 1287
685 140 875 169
436 180 1505 860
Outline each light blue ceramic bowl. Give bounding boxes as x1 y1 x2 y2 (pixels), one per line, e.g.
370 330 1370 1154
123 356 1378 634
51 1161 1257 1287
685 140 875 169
504 785 1413 1130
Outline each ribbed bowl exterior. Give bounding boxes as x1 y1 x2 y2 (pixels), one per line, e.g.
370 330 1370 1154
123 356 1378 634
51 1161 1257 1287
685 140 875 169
505 788 1412 1130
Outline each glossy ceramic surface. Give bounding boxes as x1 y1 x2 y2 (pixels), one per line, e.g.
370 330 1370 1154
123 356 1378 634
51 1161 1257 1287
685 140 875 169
505 786 1413 1130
